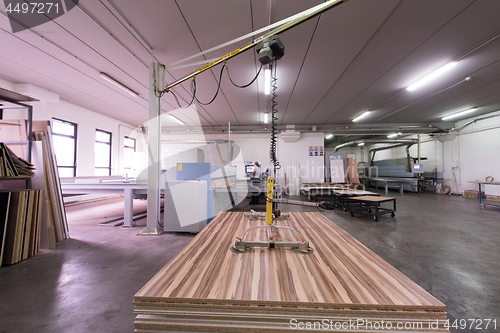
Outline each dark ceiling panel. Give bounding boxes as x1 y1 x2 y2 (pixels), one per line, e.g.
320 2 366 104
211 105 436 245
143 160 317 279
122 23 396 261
279 0 399 125
1 0 500 137
303 0 476 125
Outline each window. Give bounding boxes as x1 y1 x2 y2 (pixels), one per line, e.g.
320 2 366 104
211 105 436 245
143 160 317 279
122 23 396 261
123 136 136 172
95 129 112 176
52 118 77 177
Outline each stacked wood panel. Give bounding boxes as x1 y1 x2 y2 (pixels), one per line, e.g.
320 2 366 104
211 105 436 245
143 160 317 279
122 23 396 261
0 143 35 177
0 189 42 266
134 212 448 332
35 131 69 245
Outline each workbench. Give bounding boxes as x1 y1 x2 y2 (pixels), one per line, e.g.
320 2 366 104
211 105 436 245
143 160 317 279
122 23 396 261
61 179 149 227
300 182 361 200
468 181 500 209
347 195 396 222
134 212 448 332
332 189 380 211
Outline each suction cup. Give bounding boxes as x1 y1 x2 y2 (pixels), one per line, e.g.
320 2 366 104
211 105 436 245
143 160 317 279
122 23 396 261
230 246 251 253
292 247 314 254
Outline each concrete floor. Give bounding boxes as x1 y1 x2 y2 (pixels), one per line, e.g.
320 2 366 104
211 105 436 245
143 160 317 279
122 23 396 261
0 191 499 333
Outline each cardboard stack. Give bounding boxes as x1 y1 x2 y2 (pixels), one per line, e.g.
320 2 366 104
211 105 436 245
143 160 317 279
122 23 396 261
463 190 484 199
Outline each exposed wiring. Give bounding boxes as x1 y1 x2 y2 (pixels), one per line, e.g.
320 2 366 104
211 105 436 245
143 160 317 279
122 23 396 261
164 63 263 108
193 63 225 105
167 79 197 109
269 60 281 174
226 64 263 88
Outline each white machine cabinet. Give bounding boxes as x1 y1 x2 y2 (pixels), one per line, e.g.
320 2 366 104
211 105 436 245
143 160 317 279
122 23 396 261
163 180 208 233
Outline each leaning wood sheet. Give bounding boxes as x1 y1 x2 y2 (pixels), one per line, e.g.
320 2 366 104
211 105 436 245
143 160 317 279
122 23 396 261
137 212 441 306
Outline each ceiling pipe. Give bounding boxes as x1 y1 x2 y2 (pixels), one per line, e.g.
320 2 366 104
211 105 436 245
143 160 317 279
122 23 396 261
449 113 500 132
156 120 441 134
333 139 418 152
368 142 416 167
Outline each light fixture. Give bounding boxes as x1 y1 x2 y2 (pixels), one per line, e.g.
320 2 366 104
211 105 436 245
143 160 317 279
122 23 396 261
99 72 138 97
406 62 458 92
264 112 269 124
264 69 271 95
387 132 402 139
442 107 477 121
325 134 334 139
168 114 185 125
352 111 371 122
358 142 365 146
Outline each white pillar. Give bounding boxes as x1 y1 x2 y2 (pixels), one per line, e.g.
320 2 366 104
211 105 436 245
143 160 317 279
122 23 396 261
138 62 164 235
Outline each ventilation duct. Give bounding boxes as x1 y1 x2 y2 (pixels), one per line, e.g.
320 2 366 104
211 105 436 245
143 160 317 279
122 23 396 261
280 125 301 143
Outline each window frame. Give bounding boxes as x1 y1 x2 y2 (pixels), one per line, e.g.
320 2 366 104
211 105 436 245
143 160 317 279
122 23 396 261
52 117 77 177
95 129 112 176
123 136 136 171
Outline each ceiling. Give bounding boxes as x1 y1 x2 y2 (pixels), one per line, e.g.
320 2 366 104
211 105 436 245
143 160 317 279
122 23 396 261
1 0 500 143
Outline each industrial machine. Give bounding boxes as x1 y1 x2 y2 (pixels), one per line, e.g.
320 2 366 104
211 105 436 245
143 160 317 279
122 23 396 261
163 162 241 233
363 158 424 192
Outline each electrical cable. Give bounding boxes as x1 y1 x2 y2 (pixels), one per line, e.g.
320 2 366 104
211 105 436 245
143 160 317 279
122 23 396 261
166 62 262 108
269 60 281 174
193 64 225 105
168 80 196 109
226 64 263 88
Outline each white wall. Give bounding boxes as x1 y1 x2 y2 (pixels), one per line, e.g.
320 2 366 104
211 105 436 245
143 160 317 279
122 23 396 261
0 79 139 177
452 111 500 195
277 132 325 194
353 111 500 196
46 101 139 177
158 133 270 180
152 132 326 194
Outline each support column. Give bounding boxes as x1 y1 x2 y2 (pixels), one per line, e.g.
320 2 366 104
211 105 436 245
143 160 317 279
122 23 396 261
138 62 164 235
123 188 134 227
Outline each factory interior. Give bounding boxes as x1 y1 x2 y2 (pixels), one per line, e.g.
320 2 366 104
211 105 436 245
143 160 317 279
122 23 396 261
0 1 499 332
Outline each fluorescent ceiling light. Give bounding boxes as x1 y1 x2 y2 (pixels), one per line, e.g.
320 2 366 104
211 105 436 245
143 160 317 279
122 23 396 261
352 111 371 123
264 112 269 124
387 132 402 138
264 69 271 95
169 114 185 125
441 108 477 121
99 72 138 97
358 142 365 146
406 62 458 92
325 134 334 139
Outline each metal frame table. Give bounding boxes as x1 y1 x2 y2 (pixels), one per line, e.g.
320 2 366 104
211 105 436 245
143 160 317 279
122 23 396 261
469 181 500 209
61 181 148 227
347 195 396 222
332 189 380 211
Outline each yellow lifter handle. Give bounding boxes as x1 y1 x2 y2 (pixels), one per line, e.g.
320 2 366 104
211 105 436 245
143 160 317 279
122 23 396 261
266 178 274 225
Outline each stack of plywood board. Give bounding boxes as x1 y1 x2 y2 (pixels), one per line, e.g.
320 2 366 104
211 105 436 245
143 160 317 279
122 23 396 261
0 189 42 266
0 143 35 177
35 131 69 245
134 212 448 332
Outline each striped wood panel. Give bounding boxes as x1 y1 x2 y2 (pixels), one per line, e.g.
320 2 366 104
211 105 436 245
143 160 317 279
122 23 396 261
136 212 443 309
